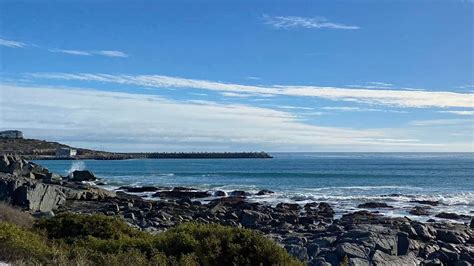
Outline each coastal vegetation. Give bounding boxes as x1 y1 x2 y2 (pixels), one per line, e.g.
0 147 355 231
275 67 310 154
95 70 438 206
0 209 301 265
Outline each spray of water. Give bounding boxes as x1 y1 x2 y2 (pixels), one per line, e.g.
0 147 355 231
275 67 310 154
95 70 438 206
67 161 86 176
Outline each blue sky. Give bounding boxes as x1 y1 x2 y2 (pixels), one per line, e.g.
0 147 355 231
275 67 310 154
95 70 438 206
0 0 473 152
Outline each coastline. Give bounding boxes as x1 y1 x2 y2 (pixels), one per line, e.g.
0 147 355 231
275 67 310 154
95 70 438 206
0 138 273 160
1 155 473 265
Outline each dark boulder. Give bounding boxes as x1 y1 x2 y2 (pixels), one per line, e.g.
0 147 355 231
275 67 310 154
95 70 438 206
412 222 437 240
409 206 431 216
436 230 467 244
341 210 380 224
209 196 246 207
120 186 160 193
410 200 440 206
240 209 266 228
336 242 370 259
256 189 274 195
213 190 227 197
229 190 248 197
70 170 96 182
372 250 420 266
435 212 465 220
276 202 301 211
357 202 394 209
153 188 211 199
285 244 308 262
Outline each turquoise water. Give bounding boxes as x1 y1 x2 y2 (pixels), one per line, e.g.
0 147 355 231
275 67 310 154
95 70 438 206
36 152 474 220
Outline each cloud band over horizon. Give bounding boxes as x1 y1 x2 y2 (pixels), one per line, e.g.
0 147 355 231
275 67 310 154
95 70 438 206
28 72 474 109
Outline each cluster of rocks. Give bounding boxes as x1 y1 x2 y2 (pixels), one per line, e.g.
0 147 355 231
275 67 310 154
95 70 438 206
0 155 113 212
1 155 473 265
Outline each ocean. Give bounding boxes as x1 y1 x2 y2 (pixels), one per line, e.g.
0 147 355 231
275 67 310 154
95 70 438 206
35 152 474 221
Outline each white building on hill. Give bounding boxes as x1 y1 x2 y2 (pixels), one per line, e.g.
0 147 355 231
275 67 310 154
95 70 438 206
55 147 77 158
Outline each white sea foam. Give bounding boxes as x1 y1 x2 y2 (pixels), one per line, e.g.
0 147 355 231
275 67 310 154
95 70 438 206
66 161 86 175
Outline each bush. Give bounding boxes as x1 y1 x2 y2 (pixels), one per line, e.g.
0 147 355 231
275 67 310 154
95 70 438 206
0 222 59 264
155 223 300 265
35 212 143 240
0 213 303 265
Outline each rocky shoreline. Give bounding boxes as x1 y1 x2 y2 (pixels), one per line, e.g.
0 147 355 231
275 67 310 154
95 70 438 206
1 155 473 265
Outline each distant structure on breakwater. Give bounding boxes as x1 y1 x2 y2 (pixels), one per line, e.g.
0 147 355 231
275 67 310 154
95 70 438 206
0 130 23 139
0 136 273 160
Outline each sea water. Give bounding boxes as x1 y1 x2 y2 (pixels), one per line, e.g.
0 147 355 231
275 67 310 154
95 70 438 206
35 152 474 221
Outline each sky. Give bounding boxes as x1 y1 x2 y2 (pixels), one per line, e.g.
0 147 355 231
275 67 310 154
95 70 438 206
0 0 473 152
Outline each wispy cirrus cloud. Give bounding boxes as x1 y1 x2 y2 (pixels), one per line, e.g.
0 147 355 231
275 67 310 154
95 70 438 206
262 14 360 30
94 50 128 58
438 110 474 116
321 106 408 113
409 119 472 127
0 38 27 48
29 72 474 109
49 49 128 58
0 37 128 58
49 49 92 56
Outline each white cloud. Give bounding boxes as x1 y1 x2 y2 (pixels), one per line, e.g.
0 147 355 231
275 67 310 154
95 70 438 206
246 76 261 80
279 105 314 111
94 50 128 58
438 110 474 116
1 84 454 152
368 81 393 87
262 14 359 30
321 106 408 113
49 49 92 56
49 49 128 58
0 36 127 57
29 72 474 109
409 119 473 127
0 38 27 48
220 92 253 98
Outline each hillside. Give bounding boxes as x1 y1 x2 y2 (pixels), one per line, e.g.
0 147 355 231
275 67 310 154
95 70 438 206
0 138 272 160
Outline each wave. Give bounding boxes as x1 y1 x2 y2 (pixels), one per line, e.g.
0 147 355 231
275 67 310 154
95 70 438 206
66 161 86 175
300 185 422 192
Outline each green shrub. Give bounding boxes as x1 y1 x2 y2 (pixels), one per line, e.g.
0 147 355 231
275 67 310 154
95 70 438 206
154 223 301 265
0 213 303 265
0 222 58 263
35 212 142 240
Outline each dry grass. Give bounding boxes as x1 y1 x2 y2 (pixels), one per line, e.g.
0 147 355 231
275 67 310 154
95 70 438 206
0 203 34 228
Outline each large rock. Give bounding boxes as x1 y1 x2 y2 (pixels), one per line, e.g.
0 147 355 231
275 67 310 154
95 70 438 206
371 250 420 266
119 186 161 193
240 209 268 228
256 189 274 196
409 206 431 216
62 184 115 200
357 202 394 209
435 212 470 220
436 230 468 244
285 244 308 261
70 170 96 182
336 242 370 259
412 222 437 240
153 187 211 199
0 155 50 178
0 173 66 212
